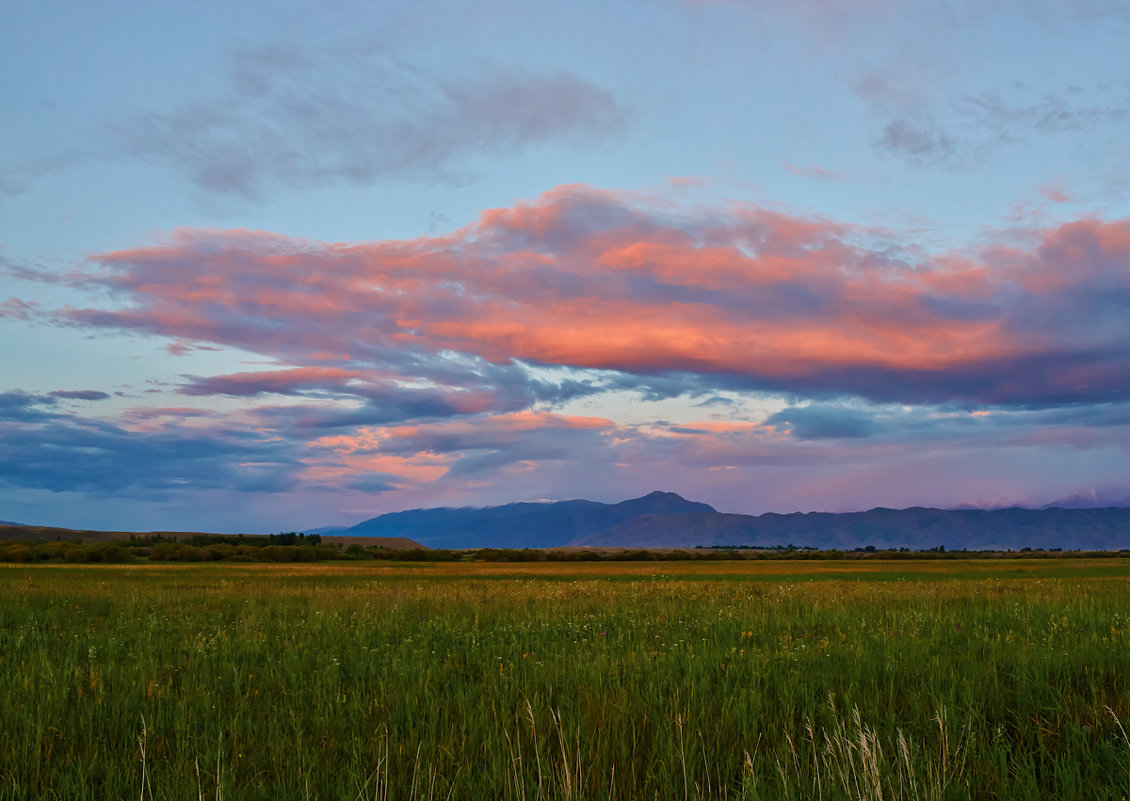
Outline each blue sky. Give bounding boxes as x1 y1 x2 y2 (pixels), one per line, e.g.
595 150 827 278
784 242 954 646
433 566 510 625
3 0 1130 532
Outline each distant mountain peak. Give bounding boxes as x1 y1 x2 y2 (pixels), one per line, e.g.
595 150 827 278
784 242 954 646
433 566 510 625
638 490 710 504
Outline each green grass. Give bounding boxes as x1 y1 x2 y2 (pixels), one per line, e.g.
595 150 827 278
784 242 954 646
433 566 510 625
3 561 1130 799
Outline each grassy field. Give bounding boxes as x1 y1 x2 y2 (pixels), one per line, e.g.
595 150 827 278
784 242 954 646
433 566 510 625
3 559 1130 800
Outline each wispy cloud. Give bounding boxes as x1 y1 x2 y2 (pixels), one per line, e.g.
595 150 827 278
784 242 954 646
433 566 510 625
858 74 1130 169
961 83 1130 139
110 43 624 199
781 161 865 182
2 40 624 204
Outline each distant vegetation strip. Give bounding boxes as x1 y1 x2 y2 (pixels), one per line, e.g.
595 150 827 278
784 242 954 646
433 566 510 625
2 533 1129 564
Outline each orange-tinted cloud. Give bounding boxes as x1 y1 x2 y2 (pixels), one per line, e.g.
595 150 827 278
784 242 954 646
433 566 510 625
39 185 1130 407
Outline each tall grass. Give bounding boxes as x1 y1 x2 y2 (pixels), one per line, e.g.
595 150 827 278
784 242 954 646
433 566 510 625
2 562 1129 799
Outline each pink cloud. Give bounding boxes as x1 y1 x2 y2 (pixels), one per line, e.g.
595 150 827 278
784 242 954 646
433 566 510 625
1038 180 1073 204
781 161 857 182
301 410 615 490
32 185 1130 407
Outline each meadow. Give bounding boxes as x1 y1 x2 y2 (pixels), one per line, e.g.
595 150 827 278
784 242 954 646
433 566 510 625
3 559 1130 800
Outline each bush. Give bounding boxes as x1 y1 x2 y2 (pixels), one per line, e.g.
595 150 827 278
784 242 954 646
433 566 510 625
0 544 34 563
63 547 92 563
207 544 236 560
290 546 317 562
262 545 297 562
314 545 342 560
149 542 177 561
91 544 130 563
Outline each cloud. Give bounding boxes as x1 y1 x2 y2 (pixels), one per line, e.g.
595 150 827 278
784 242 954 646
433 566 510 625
28 185 1128 409
1 298 40 322
0 391 58 422
859 76 1130 169
875 119 961 166
766 404 879 439
343 473 401 493
372 411 612 456
178 360 604 428
2 383 1126 510
49 390 112 401
302 410 615 488
854 75 971 168
5 184 1129 508
111 44 623 199
781 161 860 182
1038 180 1074 204
179 367 366 397
0 413 301 498
961 84 1130 138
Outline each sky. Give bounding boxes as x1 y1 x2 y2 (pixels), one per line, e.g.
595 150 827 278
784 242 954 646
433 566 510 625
3 0 1130 532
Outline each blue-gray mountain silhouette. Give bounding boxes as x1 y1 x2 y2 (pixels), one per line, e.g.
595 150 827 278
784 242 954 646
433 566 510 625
330 492 1130 551
337 491 713 549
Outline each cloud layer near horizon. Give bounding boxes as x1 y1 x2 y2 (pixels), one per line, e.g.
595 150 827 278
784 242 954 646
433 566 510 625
4 185 1130 515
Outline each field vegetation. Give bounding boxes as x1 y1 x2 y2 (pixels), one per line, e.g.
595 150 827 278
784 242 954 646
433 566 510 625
2 533 1122 565
3 559 1130 799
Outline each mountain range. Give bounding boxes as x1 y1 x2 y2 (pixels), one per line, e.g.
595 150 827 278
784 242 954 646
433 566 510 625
318 491 1130 551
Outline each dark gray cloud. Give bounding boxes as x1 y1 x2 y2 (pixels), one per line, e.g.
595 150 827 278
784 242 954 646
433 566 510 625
49 389 111 401
766 404 879 440
0 415 302 498
253 395 479 430
692 395 737 408
875 119 961 167
0 388 110 422
343 473 401 493
432 424 612 480
0 391 58 422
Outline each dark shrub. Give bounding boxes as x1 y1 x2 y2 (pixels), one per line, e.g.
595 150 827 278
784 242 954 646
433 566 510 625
262 545 296 562
91 544 130 563
314 545 340 560
290 546 317 562
63 546 92 563
149 542 177 561
0 544 34 563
